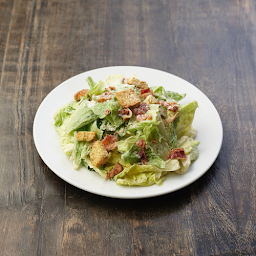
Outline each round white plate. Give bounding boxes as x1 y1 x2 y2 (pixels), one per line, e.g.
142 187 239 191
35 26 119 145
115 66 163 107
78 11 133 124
33 66 223 199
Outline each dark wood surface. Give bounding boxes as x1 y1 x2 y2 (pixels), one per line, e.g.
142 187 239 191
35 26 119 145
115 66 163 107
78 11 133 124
0 0 256 255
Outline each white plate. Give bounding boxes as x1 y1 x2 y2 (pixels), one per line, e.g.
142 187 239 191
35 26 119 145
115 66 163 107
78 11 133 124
33 66 223 199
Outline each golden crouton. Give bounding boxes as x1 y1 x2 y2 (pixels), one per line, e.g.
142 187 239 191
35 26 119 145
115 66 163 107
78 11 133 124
127 76 148 89
138 81 148 89
143 95 158 104
115 89 141 108
76 131 96 142
74 89 89 101
127 76 141 86
90 141 109 167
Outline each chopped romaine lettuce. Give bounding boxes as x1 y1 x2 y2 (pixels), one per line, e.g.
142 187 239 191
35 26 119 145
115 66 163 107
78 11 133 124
63 102 98 133
174 101 198 139
54 74 199 186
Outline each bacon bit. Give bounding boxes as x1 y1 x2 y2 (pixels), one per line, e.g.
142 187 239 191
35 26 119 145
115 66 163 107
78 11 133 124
106 162 123 179
139 149 148 164
152 139 158 143
105 109 110 115
136 114 152 122
74 89 90 101
102 134 119 152
118 108 132 121
141 87 150 94
132 103 150 116
109 86 115 90
140 87 154 98
159 100 178 112
136 139 146 149
172 105 178 112
136 139 148 164
165 112 179 124
97 92 112 102
167 148 187 160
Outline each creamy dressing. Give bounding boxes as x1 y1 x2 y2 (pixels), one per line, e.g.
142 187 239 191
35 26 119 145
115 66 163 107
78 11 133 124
87 100 97 108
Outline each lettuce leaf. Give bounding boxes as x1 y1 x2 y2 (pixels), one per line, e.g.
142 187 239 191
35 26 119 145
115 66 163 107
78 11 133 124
84 157 108 178
55 126 74 155
146 149 166 168
151 86 167 100
54 100 81 128
89 100 121 119
177 136 200 155
190 145 199 161
143 124 160 142
121 144 140 164
105 108 123 128
176 155 191 174
174 101 198 139
115 164 164 186
164 159 180 171
151 86 186 102
116 172 165 186
169 122 177 149
118 135 139 152
87 80 105 97
70 132 85 169
63 101 98 133
166 91 186 101
88 120 103 140
86 76 96 89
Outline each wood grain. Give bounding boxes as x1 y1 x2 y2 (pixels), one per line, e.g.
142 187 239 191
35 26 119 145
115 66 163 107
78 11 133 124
0 0 256 255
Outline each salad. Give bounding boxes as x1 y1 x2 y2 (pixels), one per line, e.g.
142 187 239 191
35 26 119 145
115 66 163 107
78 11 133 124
54 74 199 186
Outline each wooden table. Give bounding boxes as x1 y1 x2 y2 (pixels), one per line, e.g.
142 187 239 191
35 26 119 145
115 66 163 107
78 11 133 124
1 0 256 255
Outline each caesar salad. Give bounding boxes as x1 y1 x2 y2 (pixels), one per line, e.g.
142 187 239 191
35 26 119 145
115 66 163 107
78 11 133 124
53 74 199 186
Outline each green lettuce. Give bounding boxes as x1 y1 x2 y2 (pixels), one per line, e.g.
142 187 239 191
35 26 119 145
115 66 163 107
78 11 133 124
116 172 165 186
174 101 198 139
89 100 121 119
88 120 103 140
115 164 165 186
118 135 139 152
146 149 166 168
169 122 177 149
86 77 96 89
166 91 186 101
88 80 105 97
54 100 81 128
122 144 140 164
70 132 85 169
177 136 200 155
55 126 74 155
151 86 186 102
151 86 167 100
63 101 98 133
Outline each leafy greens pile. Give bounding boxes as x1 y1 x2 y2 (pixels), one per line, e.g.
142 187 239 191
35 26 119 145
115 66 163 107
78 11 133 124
54 74 199 186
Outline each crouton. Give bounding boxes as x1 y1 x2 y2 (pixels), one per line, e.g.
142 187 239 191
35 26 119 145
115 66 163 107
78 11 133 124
74 89 89 101
115 89 141 108
127 75 148 89
139 81 148 89
127 76 141 86
143 95 158 104
76 131 96 142
89 141 109 167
